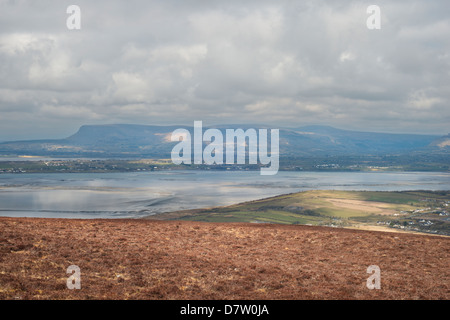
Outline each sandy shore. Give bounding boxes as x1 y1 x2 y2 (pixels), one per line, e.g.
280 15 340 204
0 217 448 300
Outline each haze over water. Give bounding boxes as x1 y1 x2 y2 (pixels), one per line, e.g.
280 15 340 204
0 170 449 219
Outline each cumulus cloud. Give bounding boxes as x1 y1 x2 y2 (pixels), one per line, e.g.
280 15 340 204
0 0 449 140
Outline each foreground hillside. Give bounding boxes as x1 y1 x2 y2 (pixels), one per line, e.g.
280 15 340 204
0 217 448 300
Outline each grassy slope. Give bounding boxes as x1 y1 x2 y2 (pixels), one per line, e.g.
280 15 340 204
147 190 450 234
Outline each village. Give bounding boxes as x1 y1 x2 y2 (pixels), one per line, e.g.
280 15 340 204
377 197 450 235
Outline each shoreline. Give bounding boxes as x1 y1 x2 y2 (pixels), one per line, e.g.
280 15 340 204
0 189 449 236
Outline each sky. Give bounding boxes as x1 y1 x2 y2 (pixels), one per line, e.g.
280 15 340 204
0 0 449 140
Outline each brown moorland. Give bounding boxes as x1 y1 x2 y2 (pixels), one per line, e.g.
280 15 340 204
0 217 448 300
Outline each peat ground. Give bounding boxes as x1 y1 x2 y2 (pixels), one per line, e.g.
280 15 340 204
0 217 448 300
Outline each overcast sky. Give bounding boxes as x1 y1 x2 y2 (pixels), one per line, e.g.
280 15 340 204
0 0 449 140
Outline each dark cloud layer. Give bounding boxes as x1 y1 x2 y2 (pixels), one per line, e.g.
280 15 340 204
0 0 449 140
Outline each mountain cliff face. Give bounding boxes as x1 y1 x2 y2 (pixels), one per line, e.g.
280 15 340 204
429 134 450 149
0 124 445 158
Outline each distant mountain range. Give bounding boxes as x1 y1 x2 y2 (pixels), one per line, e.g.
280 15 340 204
0 124 448 158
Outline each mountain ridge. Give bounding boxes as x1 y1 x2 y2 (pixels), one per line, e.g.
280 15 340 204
0 124 447 158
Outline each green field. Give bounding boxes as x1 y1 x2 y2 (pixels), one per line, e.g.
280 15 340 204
147 190 450 235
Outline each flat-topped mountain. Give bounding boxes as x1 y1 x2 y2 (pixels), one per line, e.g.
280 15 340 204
0 124 447 158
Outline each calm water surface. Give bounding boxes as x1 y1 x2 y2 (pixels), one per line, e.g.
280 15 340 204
0 170 449 218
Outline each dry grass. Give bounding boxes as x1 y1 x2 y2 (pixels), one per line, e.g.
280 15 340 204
0 217 448 300
325 199 397 215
